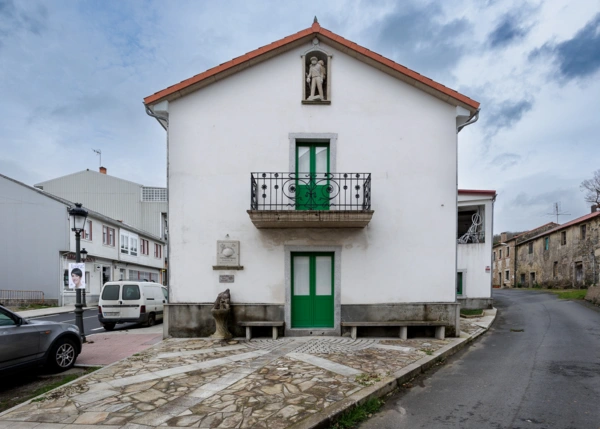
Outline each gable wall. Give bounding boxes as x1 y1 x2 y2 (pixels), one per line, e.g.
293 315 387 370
0 177 69 303
167 41 459 305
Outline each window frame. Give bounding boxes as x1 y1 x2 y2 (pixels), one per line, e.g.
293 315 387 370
103 225 115 247
528 242 533 254
140 239 149 255
154 243 162 259
561 231 567 245
544 236 549 251
83 220 93 241
580 224 587 240
505 270 510 281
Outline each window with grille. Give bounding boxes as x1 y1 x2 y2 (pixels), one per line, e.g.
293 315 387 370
141 187 167 202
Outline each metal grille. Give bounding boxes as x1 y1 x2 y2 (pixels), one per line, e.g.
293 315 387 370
141 187 167 202
251 172 371 211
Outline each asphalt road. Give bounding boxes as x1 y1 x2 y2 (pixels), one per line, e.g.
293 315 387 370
360 289 600 429
26 308 150 336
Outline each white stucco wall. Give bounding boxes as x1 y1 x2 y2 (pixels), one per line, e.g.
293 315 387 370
457 195 494 299
166 41 460 305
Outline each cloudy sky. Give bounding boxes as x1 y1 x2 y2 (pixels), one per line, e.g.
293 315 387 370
1 0 598 233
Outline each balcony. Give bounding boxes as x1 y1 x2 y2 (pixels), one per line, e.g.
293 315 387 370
248 172 374 228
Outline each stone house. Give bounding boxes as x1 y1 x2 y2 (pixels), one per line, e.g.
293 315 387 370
492 222 558 288
515 209 600 288
143 20 481 338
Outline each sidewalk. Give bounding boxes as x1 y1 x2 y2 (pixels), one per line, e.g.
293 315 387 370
0 309 496 429
16 305 94 319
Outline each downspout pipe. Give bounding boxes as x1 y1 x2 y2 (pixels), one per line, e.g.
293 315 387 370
145 105 168 130
457 108 480 133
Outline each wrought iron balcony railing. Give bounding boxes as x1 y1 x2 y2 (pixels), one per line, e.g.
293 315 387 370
251 172 371 211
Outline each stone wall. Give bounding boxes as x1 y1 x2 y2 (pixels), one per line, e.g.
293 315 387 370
165 302 461 338
585 286 600 305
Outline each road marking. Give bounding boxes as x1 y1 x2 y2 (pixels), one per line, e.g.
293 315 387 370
91 327 104 331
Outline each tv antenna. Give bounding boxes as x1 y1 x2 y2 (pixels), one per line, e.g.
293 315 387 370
92 149 102 167
547 202 570 224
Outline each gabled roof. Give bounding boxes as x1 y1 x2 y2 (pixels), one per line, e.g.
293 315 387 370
144 21 479 111
35 169 143 188
519 211 600 245
1 173 165 242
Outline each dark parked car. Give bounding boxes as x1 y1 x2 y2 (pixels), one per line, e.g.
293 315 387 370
0 305 82 374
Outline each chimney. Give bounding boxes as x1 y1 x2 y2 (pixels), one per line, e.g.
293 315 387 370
501 232 508 243
592 204 599 213
99 166 107 174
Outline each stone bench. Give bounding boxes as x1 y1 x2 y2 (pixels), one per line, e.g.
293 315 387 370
341 321 450 340
239 321 285 340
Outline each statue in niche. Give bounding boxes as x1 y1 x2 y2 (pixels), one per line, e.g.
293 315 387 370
306 56 327 101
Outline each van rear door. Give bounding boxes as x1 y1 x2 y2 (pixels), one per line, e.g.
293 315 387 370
101 283 121 318
121 284 142 318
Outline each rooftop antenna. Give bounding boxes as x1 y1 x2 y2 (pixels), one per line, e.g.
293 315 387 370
547 202 570 224
92 149 102 168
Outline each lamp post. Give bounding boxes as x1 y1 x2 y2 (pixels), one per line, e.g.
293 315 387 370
69 203 88 342
80 248 88 307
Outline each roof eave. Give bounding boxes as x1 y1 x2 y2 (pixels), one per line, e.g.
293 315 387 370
143 23 479 112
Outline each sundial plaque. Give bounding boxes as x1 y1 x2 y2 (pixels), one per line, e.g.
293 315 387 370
216 240 240 266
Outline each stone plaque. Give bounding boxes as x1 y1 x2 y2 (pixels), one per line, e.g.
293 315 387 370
219 275 234 283
217 240 240 266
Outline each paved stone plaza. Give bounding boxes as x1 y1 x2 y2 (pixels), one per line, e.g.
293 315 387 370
0 311 495 429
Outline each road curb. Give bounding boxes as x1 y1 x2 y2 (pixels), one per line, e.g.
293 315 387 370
288 321 494 429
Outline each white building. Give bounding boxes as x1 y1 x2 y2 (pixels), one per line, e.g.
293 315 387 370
35 167 168 240
144 21 481 338
457 189 496 309
0 174 166 306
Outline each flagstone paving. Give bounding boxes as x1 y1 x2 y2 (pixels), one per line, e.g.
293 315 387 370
0 318 490 429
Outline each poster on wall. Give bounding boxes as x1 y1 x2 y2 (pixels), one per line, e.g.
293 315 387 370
68 263 86 289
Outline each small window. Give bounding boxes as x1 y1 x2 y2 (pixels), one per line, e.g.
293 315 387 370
457 272 463 295
121 234 129 254
499 249 502 259
83 220 93 241
122 285 141 300
130 238 138 256
103 226 115 246
506 246 510 257
561 231 566 245
505 270 510 281
520 273 525 284
154 243 162 259
580 224 587 240
141 239 149 255
528 242 533 254
493 251 496 260
553 261 558 277
101 284 120 300
544 237 549 251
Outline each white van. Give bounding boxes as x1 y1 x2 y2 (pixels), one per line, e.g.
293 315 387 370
98 281 168 331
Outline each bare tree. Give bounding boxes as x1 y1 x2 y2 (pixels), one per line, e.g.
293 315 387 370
581 169 600 206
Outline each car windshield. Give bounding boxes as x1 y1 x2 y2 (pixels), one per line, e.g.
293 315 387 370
122 285 141 300
101 284 120 300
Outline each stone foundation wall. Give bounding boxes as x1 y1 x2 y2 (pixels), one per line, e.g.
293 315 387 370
458 297 493 310
166 302 460 338
585 286 600 305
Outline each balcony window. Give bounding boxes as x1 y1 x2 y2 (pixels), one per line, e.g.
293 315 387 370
458 205 485 243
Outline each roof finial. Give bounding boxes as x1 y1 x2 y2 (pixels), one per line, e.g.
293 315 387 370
313 16 318 24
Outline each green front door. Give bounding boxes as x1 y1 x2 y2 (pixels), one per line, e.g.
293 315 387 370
296 143 330 210
291 253 334 328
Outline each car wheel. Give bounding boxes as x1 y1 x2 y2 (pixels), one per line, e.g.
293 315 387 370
103 323 116 331
147 313 156 327
48 338 77 372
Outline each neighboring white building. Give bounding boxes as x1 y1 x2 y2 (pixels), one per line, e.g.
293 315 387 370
0 174 166 306
35 167 168 240
457 189 496 309
144 21 481 338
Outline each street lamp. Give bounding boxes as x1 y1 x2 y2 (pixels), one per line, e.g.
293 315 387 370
69 203 88 342
80 248 88 307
